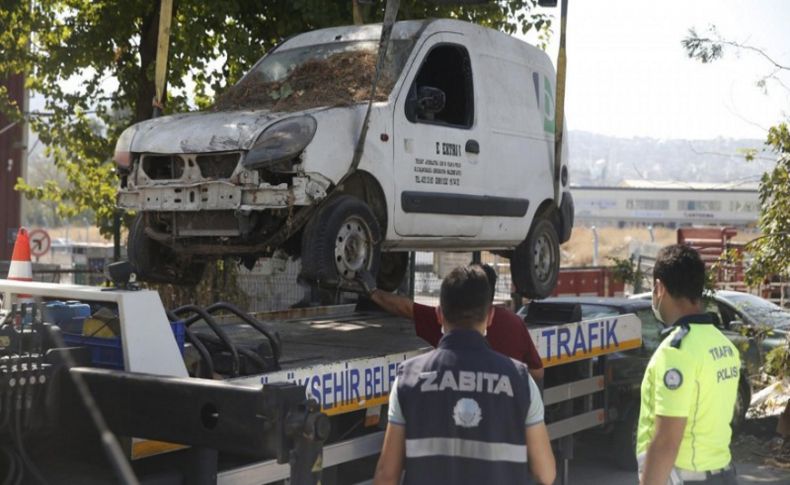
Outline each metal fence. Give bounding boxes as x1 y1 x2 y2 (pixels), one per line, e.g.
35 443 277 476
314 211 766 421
236 258 308 313
413 251 515 307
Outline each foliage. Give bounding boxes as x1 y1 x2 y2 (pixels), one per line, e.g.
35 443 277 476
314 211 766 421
745 124 790 285
764 337 790 379
0 0 552 236
682 27 790 287
608 255 646 293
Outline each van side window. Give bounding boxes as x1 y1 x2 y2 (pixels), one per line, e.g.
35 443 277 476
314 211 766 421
406 44 474 127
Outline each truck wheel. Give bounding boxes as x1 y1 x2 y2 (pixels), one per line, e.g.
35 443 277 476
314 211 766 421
377 252 409 292
300 196 381 285
511 217 560 299
128 214 205 286
612 406 639 471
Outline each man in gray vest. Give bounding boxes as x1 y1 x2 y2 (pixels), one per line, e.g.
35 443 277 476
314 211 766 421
374 265 555 485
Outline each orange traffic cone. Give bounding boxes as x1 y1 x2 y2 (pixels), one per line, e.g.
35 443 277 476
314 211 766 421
8 227 33 300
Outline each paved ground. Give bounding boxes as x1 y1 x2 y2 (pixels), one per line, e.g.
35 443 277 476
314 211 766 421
568 440 790 485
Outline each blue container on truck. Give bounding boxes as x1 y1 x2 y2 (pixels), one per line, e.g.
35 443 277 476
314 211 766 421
43 300 91 333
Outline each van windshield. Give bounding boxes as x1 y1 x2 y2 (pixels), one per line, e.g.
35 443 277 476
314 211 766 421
214 40 415 112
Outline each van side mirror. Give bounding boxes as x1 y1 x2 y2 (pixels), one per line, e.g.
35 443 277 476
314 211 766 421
730 320 745 331
416 86 446 117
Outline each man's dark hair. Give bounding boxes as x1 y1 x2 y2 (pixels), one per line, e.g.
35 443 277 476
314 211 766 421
440 265 492 329
653 244 706 302
469 262 497 302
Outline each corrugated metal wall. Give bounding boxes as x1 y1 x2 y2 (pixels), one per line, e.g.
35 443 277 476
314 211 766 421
0 74 24 261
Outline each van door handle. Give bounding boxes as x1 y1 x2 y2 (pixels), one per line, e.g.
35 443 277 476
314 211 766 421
465 140 480 154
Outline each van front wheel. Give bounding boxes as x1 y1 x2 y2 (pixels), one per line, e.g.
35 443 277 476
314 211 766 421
511 217 560 299
300 196 381 286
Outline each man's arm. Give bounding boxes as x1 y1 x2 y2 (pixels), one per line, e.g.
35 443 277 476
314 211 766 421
525 423 556 485
373 423 406 485
640 415 686 485
524 374 555 484
370 290 414 319
529 367 545 381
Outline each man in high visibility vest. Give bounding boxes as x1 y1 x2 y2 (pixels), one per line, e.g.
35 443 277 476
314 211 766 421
637 245 739 485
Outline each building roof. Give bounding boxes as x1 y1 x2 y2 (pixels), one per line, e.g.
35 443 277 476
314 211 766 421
617 179 759 191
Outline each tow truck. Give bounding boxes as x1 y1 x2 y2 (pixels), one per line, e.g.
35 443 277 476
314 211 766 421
0 277 641 484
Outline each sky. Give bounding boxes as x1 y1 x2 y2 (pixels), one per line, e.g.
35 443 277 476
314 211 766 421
521 0 790 140
29 0 790 144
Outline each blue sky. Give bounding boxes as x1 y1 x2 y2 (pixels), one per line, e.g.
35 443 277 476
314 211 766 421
522 0 790 140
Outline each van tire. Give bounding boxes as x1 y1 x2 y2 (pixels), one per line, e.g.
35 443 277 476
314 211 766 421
300 196 381 286
128 214 205 286
377 252 409 292
511 217 560 299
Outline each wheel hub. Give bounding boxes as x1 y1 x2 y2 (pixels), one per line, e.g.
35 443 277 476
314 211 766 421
334 217 372 279
533 233 555 282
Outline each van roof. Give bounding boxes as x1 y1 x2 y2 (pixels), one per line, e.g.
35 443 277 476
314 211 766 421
279 19 553 71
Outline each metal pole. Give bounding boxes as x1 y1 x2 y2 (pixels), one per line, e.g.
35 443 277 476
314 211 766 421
592 226 599 266
408 251 416 300
113 210 121 262
553 0 569 205
152 0 174 118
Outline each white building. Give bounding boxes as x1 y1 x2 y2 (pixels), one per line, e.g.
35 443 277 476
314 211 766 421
573 180 760 227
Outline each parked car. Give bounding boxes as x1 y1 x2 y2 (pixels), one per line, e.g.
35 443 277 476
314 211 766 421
520 296 751 470
114 19 574 296
631 290 789 377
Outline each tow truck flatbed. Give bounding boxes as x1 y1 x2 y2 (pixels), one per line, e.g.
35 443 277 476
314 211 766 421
0 280 641 485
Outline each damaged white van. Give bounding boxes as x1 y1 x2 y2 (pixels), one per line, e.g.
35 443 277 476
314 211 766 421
115 19 574 298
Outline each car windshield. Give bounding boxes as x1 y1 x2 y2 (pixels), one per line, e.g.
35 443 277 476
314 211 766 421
214 40 415 112
722 292 790 328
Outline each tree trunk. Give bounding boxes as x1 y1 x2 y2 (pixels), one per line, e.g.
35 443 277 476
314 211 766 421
135 1 162 122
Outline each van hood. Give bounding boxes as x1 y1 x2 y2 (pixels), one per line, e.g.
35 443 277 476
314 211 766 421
129 109 288 154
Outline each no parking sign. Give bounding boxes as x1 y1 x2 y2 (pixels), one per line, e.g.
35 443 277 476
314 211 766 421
29 228 51 260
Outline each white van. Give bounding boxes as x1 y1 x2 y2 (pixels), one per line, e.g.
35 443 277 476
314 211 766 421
114 19 574 298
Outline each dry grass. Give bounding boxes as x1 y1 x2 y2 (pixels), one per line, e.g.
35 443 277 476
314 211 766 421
562 226 761 267
561 227 674 267
214 50 392 112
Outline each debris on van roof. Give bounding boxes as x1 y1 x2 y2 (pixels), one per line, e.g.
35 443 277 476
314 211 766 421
214 51 393 112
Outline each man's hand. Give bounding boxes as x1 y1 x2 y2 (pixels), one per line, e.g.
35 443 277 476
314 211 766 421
318 270 377 296
356 269 378 296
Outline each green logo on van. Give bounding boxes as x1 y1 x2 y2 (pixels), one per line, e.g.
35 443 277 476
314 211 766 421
543 75 555 134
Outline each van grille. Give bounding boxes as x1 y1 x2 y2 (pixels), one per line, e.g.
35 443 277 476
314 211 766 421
142 155 185 180
196 153 241 179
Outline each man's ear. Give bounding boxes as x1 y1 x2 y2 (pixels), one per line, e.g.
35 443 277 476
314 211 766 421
436 306 445 326
654 278 664 298
485 306 495 328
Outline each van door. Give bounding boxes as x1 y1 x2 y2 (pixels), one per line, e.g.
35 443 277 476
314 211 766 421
474 50 554 243
392 34 484 238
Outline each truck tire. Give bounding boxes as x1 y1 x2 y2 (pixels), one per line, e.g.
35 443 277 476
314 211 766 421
128 214 205 286
511 217 560 299
611 405 639 471
300 195 381 286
